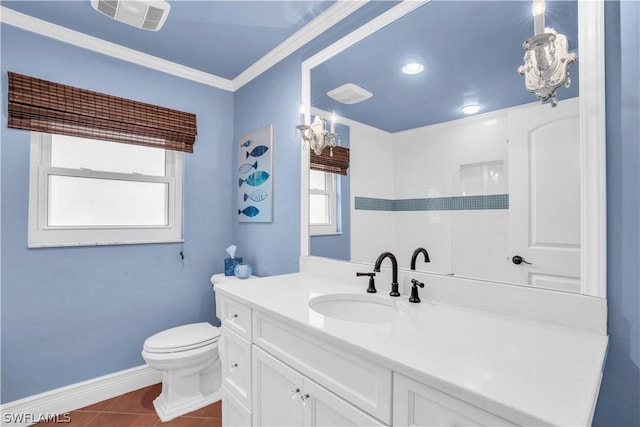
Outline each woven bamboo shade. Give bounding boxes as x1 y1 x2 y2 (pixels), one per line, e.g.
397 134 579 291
7 72 197 153
310 146 349 175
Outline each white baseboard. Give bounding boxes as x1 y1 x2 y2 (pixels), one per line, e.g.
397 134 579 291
0 365 161 426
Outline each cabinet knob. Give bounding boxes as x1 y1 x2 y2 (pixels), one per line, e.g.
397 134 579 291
300 393 310 406
288 386 300 400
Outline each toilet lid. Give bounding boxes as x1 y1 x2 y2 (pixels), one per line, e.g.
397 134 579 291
143 322 220 353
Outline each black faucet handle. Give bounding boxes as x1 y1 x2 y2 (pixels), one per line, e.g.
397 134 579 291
356 272 375 277
409 279 425 303
410 278 425 288
356 272 377 293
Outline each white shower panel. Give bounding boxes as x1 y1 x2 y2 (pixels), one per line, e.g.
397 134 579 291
349 124 394 264
393 210 453 273
393 114 508 199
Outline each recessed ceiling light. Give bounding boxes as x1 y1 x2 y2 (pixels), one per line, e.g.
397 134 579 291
461 104 481 115
402 63 424 75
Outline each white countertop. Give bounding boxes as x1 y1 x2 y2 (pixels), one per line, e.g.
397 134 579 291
214 272 608 426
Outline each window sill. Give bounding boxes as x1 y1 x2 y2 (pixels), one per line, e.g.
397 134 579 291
310 232 343 237
28 239 185 248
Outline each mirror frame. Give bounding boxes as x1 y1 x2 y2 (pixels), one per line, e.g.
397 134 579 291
300 0 606 298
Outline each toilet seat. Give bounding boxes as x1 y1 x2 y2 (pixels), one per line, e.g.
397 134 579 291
143 322 220 354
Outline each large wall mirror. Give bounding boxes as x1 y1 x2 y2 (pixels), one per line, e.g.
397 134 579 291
300 0 605 297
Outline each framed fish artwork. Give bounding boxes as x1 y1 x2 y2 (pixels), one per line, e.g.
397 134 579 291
237 124 273 222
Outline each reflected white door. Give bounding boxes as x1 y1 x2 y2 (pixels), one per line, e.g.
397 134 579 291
507 98 581 292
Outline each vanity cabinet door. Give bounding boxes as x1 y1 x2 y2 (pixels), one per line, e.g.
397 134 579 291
393 374 515 427
220 327 252 411
253 311 392 423
253 346 387 427
252 346 305 426
222 389 251 427
304 377 386 427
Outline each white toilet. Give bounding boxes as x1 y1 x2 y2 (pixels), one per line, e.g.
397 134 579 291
141 322 221 421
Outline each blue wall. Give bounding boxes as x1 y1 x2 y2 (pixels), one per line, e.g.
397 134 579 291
0 25 234 403
232 54 302 276
593 1 640 425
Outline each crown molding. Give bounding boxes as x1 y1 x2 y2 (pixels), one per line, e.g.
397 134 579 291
232 0 369 91
311 106 392 136
1 2 371 93
0 6 234 92
303 0 428 72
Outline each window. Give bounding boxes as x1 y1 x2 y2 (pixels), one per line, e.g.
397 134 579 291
309 169 339 236
28 132 183 247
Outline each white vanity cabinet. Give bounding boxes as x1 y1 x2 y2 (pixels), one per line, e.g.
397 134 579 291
253 346 384 427
214 272 608 427
217 294 253 426
217 293 392 427
217 292 518 427
393 374 516 427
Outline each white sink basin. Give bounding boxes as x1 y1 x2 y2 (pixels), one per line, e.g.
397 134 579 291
309 294 398 323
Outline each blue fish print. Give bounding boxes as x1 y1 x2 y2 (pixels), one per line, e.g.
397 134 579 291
237 161 258 174
243 189 268 203
238 171 270 187
241 139 253 148
239 206 260 217
246 145 269 159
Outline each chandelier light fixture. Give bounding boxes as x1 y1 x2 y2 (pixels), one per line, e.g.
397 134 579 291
296 104 339 156
518 0 577 106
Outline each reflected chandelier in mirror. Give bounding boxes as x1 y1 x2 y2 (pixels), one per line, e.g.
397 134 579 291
297 105 339 156
518 0 578 105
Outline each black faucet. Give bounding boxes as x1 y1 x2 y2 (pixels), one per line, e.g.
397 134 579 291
373 252 400 297
410 247 430 270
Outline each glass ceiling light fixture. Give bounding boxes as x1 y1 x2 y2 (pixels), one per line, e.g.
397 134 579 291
296 104 340 156
518 0 577 106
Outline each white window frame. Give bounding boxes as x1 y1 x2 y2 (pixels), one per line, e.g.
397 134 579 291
28 132 183 247
309 170 340 236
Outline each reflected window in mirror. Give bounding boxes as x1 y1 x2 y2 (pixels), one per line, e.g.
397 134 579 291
310 170 339 236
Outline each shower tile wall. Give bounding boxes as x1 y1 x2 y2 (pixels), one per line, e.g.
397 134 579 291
394 111 508 276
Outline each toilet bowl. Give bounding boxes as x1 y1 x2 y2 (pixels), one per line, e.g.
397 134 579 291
142 322 221 421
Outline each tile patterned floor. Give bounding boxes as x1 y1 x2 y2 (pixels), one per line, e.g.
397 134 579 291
36 383 222 427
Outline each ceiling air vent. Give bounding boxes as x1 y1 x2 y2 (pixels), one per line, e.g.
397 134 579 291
91 0 171 31
326 83 373 105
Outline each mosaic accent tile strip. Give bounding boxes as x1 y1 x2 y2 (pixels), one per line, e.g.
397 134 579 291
355 194 509 211
354 197 395 211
